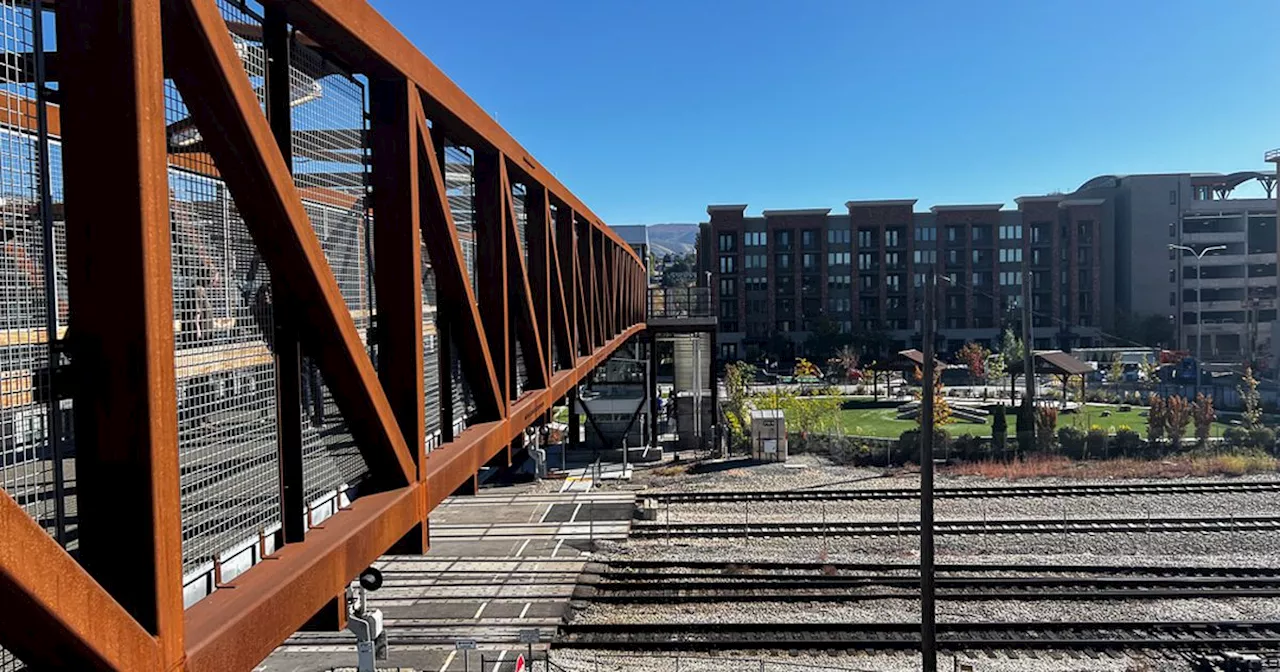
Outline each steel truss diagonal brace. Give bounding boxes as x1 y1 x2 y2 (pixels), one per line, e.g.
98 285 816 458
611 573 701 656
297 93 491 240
164 0 415 487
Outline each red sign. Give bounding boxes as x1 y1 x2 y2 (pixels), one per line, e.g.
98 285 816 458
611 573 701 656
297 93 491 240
514 655 525 672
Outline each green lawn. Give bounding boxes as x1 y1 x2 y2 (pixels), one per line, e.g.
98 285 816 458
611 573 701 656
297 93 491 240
835 403 1235 439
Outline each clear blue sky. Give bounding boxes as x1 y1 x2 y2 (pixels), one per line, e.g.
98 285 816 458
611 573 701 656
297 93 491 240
372 0 1279 224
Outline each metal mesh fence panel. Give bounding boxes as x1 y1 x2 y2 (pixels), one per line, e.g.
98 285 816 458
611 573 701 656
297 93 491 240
423 235 441 450
0 2 62 667
512 184 527 398
289 38 373 504
444 141 476 427
165 2 282 579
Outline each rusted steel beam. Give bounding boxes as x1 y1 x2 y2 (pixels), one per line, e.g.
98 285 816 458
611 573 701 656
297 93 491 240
414 107 503 420
371 77 429 554
183 485 421 672
0 490 159 670
57 1 184 668
474 148 510 408
269 0 641 269
164 0 415 488
370 77 425 468
500 160 548 390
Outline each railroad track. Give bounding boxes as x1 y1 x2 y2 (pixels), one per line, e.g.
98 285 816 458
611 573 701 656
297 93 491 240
648 480 1280 504
555 620 1280 651
585 563 1280 603
629 513 1280 538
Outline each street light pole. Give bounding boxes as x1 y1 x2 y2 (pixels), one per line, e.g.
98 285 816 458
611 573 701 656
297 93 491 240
1169 244 1226 395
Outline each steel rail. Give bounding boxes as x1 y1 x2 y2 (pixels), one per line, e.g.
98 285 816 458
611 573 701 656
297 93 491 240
629 513 1280 538
554 621 1280 651
648 480 1280 504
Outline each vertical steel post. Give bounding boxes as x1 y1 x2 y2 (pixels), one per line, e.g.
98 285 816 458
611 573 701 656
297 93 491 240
649 331 659 447
58 0 184 664
30 0 67 547
264 3 305 545
920 273 937 672
1021 257 1035 448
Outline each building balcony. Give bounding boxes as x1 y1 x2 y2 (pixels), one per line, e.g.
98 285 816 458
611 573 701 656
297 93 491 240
1184 277 1243 290
1181 231 1245 245
1196 321 1249 335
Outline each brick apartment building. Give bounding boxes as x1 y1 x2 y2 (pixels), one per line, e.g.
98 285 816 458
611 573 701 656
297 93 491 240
698 170 1278 364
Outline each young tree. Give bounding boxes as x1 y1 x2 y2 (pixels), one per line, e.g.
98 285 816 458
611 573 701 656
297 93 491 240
1192 393 1216 446
998 327 1024 370
784 396 841 439
723 361 758 448
913 365 952 428
1166 395 1192 449
1240 365 1262 430
957 341 991 386
987 353 1007 388
1147 393 1167 443
833 345 861 383
1139 355 1159 389
1108 353 1125 384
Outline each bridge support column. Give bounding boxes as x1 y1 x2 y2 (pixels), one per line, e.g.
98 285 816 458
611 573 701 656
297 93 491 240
648 331 659 448
569 385 581 455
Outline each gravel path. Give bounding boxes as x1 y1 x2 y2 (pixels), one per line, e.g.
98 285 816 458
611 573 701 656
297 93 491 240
656 491 1280 524
572 597 1280 625
552 648 1174 672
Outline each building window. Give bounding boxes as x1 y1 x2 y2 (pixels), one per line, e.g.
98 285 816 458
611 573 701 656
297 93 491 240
886 252 902 268
719 278 737 296
801 229 817 249
860 274 876 290
947 226 963 243
1169 268 1176 282
720 300 738 319
745 277 767 292
886 275 901 291
775 253 791 269
774 230 792 248
913 273 926 288
827 229 850 244
857 252 876 270
947 249 960 265
719 255 736 273
998 248 1023 263
744 231 766 247
1170 291 1176 306
885 230 900 247
858 229 875 247
827 275 851 291
913 249 936 264
999 271 1023 286
827 251 851 266
915 226 936 242
802 253 817 270
999 225 1023 240
719 343 738 360
718 233 736 252
744 254 766 269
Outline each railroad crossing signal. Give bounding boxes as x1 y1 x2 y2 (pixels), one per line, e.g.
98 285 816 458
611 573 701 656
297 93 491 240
515 654 526 672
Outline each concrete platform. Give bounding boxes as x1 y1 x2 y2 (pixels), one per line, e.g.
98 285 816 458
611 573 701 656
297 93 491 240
257 486 635 672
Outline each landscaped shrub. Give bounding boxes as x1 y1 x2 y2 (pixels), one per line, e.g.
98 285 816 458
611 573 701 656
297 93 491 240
1192 394 1215 447
991 404 1008 457
952 434 986 462
1146 393 1167 444
1251 427 1277 455
1114 425 1142 457
1058 426 1086 459
1035 406 1058 452
1087 426 1108 459
897 428 949 464
1166 395 1192 450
